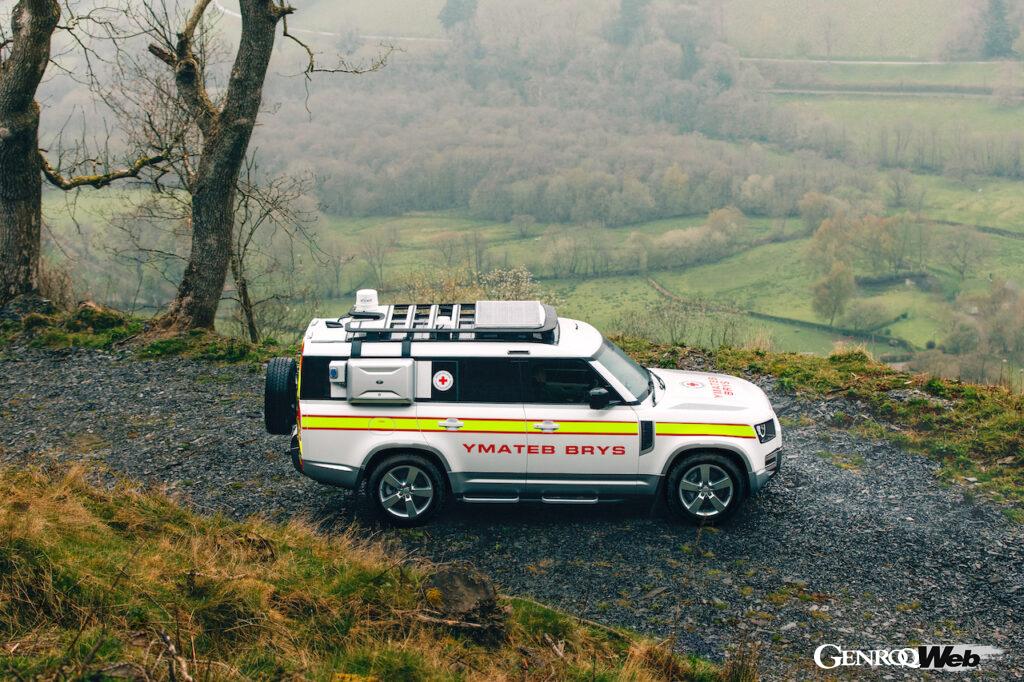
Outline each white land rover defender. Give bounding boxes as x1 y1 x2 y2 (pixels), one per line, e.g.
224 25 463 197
265 291 781 526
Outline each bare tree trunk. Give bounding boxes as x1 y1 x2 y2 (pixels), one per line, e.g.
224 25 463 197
153 0 287 330
0 0 59 304
229 248 259 343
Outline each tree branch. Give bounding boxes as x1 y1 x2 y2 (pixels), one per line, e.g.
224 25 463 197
180 0 215 45
40 149 168 190
147 0 218 135
281 15 395 77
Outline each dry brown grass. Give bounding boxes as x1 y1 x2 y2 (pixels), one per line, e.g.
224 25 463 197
0 467 732 681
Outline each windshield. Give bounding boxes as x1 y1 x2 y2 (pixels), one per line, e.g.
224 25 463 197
595 338 651 401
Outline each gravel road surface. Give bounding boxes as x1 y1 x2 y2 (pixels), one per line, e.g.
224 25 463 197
1 347 1021 679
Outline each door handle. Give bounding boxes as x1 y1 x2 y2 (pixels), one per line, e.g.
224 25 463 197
438 418 464 431
532 420 559 432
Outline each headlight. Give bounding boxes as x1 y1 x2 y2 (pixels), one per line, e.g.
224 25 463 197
754 419 777 443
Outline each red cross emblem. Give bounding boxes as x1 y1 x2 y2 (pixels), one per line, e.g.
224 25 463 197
433 370 454 391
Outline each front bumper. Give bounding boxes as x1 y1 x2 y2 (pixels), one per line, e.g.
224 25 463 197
748 447 782 494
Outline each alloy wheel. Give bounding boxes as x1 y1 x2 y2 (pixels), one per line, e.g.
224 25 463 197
678 463 734 518
378 464 434 520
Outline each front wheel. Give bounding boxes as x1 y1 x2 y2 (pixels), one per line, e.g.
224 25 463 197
368 454 447 527
666 453 744 524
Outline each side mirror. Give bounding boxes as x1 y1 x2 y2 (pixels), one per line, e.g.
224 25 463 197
588 387 611 410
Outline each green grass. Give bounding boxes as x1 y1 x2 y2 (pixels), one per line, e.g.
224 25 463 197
5 305 296 364
722 0 961 58
779 94 1024 139
767 61 1021 89
814 450 866 472
15 308 143 350
652 241 923 353
554 276 664 330
916 174 1024 234
0 466 726 680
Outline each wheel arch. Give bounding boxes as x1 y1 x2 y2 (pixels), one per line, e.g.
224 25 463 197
660 444 752 499
359 444 452 491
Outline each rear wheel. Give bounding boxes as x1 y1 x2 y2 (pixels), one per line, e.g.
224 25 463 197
264 357 297 435
369 454 447 527
666 452 744 524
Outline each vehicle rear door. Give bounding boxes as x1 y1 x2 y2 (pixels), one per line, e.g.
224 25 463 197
416 358 528 499
522 358 641 497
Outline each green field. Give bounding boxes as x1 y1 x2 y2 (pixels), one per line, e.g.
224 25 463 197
46 184 1022 357
778 94 1024 137
304 213 1002 356
916 175 1024 234
292 0 971 60
762 60 1021 89
722 0 960 58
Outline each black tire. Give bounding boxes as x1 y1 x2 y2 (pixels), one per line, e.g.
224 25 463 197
264 357 297 435
368 453 447 527
666 452 744 525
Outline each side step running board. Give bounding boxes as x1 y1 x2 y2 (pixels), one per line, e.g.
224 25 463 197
541 495 599 505
462 495 520 504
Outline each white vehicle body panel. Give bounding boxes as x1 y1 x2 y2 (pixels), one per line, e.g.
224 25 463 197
418 402 529 496
523 403 641 493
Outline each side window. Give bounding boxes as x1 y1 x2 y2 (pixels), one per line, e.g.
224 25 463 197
300 356 333 400
427 359 523 403
458 359 523 403
525 359 615 404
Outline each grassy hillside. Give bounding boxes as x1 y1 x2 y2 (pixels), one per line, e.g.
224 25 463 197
295 0 966 60
43 187 1020 359
780 95 1023 140
722 0 961 58
916 175 1024 233
0 466 730 681
763 60 1021 89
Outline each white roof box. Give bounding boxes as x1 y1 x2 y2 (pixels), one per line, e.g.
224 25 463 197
474 300 545 329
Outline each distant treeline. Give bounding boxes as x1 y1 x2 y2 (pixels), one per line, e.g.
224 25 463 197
227 2 1024 234
244 1 881 227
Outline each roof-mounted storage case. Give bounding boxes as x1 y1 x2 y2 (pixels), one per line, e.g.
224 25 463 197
346 358 415 404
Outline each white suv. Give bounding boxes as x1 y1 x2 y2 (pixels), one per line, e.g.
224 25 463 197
265 291 782 526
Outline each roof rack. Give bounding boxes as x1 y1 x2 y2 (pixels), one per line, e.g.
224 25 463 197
339 301 558 344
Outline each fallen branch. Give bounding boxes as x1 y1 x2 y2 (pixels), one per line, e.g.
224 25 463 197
410 611 489 629
158 630 194 682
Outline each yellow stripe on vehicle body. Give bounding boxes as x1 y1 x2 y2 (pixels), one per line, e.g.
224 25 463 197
656 422 756 438
301 415 421 431
550 421 639 435
418 418 526 433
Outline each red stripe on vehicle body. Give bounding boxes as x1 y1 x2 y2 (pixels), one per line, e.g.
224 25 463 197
656 422 753 427
529 431 637 436
302 427 527 435
672 433 757 439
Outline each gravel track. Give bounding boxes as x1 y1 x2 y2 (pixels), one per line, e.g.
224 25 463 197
1 347 1021 679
